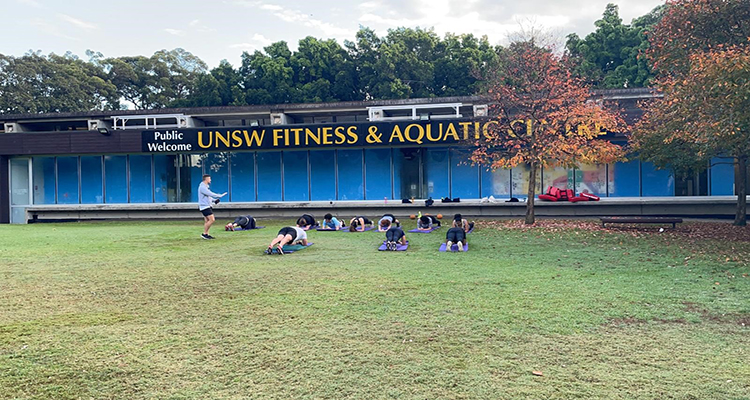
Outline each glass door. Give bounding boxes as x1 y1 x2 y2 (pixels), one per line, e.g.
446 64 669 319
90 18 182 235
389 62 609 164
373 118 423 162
10 158 31 224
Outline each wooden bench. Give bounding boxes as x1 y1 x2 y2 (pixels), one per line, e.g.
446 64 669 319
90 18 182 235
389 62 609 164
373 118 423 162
600 216 683 229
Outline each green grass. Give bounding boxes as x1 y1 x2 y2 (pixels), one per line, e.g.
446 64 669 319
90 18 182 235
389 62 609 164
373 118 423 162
0 220 748 399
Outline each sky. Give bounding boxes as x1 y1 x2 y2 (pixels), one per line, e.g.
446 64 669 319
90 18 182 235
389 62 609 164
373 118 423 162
2 0 664 68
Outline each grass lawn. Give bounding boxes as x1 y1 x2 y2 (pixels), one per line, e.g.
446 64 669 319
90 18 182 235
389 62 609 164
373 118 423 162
0 219 749 399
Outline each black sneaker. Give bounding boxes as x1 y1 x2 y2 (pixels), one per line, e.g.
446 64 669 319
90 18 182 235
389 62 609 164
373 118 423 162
206 235 216 240
264 247 272 255
276 245 284 255
201 233 210 240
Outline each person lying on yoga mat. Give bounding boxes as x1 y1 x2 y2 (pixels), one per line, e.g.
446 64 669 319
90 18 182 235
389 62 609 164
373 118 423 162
265 223 308 255
417 215 441 231
377 213 400 232
297 214 317 230
384 223 407 251
349 216 372 232
225 215 256 231
445 225 466 251
319 213 343 230
452 213 474 235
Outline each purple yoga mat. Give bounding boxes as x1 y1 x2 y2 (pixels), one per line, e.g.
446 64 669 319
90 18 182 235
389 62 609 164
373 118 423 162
231 226 265 231
439 242 468 252
378 241 409 251
409 226 441 233
347 225 375 232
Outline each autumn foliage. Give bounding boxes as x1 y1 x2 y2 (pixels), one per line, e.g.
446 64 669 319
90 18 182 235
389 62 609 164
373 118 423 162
472 43 626 224
633 0 750 226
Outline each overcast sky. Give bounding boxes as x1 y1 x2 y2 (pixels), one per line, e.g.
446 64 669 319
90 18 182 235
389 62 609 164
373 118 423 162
2 0 664 68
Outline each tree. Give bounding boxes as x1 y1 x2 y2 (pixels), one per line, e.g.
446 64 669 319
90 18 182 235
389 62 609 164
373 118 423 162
472 42 626 224
0 51 118 113
238 41 295 104
104 48 207 109
566 3 664 88
632 0 750 225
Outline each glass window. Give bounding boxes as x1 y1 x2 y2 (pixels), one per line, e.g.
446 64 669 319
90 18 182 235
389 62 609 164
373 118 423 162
394 148 421 199
177 154 205 203
337 149 364 200
57 156 79 204
256 151 282 201
424 148 450 199
283 151 309 201
542 165 573 191
511 165 542 198
10 158 30 206
129 155 153 203
80 156 103 204
365 149 392 200
642 161 674 196
204 153 229 198
451 149 479 199
310 150 336 201
710 157 734 196
32 157 56 204
481 168 511 198
608 160 640 197
105 156 128 203
575 164 607 197
154 155 179 202
230 152 255 202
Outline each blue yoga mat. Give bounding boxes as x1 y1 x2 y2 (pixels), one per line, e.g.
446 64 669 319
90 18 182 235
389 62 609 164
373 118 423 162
269 242 314 254
409 226 441 233
231 226 265 231
439 242 468 252
378 241 409 251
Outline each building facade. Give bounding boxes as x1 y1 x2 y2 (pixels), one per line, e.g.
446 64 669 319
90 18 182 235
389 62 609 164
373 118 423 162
0 89 737 224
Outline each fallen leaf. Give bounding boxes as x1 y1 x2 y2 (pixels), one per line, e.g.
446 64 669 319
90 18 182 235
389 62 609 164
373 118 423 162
532 370 544 376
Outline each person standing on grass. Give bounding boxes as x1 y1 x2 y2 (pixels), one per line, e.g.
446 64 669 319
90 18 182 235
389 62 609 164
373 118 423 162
198 174 227 240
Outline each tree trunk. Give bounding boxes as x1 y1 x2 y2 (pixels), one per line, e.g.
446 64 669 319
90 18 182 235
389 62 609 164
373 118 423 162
734 155 747 226
525 163 538 225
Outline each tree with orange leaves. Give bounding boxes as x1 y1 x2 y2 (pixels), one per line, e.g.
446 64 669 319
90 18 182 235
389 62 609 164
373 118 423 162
632 0 750 225
471 42 626 224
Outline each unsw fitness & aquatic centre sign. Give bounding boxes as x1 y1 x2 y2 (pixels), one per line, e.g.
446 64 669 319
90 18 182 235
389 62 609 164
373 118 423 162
141 119 498 153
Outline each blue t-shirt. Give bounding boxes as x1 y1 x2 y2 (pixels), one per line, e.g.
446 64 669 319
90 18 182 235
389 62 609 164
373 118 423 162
322 217 341 229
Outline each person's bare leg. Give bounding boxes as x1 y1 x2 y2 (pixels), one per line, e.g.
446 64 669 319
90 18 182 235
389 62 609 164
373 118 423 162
277 234 293 253
204 215 215 235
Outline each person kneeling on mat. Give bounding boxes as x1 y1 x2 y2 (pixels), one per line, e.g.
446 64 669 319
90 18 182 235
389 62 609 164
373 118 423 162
297 214 317 230
349 216 372 232
320 213 343 230
445 225 466 251
383 220 407 250
417 215 441 231
266 222 308 255
377 213 400 232
452 213 474 237
225 215 256 231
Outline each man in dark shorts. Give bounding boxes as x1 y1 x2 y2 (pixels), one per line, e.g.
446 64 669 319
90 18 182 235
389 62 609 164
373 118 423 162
198 174 227 240
266 222 308 255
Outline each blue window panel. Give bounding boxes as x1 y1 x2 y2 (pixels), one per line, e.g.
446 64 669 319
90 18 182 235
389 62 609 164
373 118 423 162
337 150 364 200
154 155 179 202
105 155 128 203
365 149 392 200
641 161 674 196
189 155 204 203
710 157 734 196
424 148 450 199
32 157 56 204
393 149 403 199
57 157 79 204
80 156 103 204
257 151 282 201
129 155 152 203
283 151 309 201
451 149 480 199
608 160 640 197
205 153 229 198
481 168 511 198
230 152 255 202
310 150 336 201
